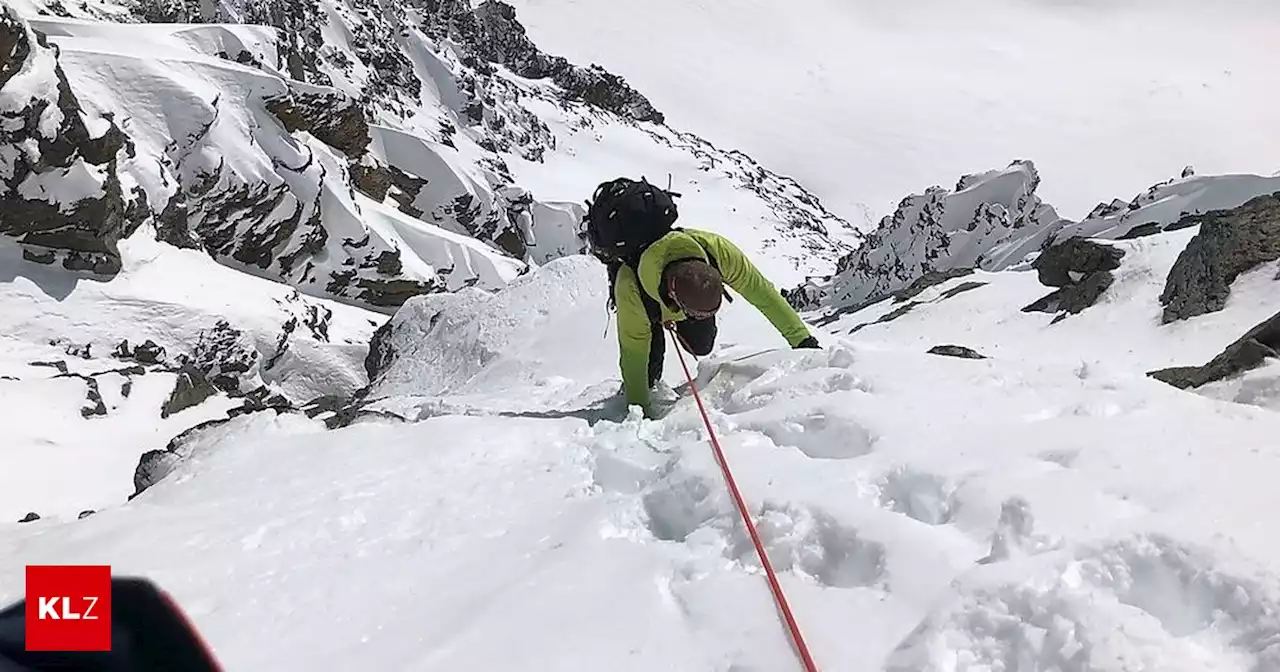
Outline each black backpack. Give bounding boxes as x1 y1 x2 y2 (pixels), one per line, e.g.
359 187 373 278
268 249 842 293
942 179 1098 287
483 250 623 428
585 177 681 268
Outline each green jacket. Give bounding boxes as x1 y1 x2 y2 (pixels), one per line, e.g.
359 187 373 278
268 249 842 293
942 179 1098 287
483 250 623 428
614 228 812 411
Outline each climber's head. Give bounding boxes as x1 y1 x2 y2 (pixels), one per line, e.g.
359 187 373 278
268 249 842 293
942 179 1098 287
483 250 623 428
667 259 723 319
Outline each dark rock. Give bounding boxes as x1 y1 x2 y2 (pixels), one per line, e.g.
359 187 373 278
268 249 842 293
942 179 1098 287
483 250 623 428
847 302 917 334
134 340 166 365
1116 222 1163 240
154 196 199 249
21 248 55 264
350 161 393 201
80 377 107 417
938 281 988 301
113 339 166 364
1148 310 1280 389
386 166 427 218
1023 238 1125 318
1159 192 1280 323
1034 238 1125 288
77 510 94 519
365 318 396 382
893 268 977 302
132 449 181 497
30 360 69 374
0 10 29 89
356 277 438 308
228 387 293 417
131 417 233 497
161 368 219 418
18 512 39 523
301 394 348 419
1022 272 1115 317
928 345 988 360
264 84 371 159
177 320 260 395
65 342 92 359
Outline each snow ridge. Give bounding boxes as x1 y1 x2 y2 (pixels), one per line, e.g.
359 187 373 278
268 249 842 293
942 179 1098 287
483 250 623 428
801 162 1280 318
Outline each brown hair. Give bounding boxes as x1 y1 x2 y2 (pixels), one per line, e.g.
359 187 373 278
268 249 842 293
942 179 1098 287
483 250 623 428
668 259 723 314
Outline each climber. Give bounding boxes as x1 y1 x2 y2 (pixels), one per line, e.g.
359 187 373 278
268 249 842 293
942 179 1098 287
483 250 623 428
584 177 820 418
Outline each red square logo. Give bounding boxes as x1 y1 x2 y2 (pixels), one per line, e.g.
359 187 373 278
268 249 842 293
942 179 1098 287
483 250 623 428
25 565 112 651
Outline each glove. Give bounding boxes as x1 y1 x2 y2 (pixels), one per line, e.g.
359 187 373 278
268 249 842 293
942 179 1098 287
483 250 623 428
794 335 821 349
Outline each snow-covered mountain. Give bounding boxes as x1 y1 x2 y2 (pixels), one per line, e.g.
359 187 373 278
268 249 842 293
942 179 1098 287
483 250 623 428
4 0 1280 670
504 0 1280 223
794 164 1280 320
2 0 857 308
0 0 855 519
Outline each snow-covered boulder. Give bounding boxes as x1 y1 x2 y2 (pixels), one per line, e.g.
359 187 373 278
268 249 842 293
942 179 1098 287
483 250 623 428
824 160 1065 312
1159 192 1280 324
0 7 138 275
365 255 607 399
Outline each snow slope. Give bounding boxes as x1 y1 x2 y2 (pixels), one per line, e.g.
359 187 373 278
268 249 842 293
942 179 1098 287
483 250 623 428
5 0 1280 669
5 242 1280 669
0 229 382 521
505 0 1280 222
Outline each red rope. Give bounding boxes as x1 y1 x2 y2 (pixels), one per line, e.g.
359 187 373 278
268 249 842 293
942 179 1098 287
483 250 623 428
665 324 820 672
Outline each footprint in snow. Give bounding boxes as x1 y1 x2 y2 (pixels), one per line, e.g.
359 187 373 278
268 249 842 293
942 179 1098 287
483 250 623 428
888 533 1280 672
876 466 960 525
638 471 886 588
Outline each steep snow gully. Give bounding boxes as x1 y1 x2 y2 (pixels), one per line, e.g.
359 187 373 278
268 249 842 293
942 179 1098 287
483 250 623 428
4 0 1280 670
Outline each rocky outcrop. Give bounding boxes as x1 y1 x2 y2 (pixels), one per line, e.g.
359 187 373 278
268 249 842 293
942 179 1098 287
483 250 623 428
1149 311 1280 390
451 0 663 124
823 161 1065 313
0 7 139 275
265 83 371 159
161 368 218 418
132 417 232 497
114 338 167 365
894 268 976 303
1159 193 1280 324
1022 238 1125 320
364 318 398 384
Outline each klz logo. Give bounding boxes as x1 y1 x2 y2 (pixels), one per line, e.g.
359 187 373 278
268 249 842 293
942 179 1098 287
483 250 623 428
25 565 112 651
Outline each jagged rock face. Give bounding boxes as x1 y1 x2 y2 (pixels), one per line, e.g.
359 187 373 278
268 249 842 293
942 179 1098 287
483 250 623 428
824 161 1064 312
1149 311 1280 389
1022 238 1125 320
1159 193 1280 324
448 0 663 124
176 320 264 396
265 84 371 159
161 369 219 419
0 8 138 275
